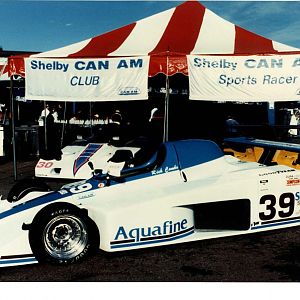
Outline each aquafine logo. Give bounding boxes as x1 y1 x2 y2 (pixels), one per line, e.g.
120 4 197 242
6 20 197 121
114 219 188 242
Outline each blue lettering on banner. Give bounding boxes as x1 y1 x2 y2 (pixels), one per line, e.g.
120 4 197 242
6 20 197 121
74 60 109 71
31 60 69 72
117 59 143 69
30 58 144 73
191 56 300 92
262 75 298 85
219 74 257 87
218 74 298 86
130 59 143 68
193 57 237 71
244 58 283 69
70 76 100 86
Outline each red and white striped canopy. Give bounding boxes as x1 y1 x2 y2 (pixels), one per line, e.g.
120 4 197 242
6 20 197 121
8 0 300 77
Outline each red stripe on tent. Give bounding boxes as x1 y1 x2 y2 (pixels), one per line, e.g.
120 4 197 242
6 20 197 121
69 23 136 57
149 1 205 55
234 26 277 54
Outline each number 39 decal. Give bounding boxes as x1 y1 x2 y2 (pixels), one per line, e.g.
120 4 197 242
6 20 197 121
259 193 295 221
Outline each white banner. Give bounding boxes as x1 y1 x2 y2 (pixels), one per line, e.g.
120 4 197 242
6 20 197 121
188 54 300 102
25 56 150 101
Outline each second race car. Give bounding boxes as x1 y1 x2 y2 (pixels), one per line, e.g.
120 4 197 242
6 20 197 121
223 136 300 169
34 137 148 180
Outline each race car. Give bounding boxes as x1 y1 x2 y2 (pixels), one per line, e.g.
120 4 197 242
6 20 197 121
1 138 300 267
35 138 142 180
223 137 300 169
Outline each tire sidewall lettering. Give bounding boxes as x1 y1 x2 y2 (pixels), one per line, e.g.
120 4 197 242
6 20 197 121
29 205 96 265
50 208 70 217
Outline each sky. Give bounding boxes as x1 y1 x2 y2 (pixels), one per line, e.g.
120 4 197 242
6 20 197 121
0 0 300 53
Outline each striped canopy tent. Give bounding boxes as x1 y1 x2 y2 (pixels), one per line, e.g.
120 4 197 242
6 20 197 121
7 0 300 180
8 0 300 78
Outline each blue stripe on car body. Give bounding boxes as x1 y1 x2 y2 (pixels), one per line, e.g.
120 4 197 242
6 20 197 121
252 218 300 230
0 257 37 265
73 143 102 176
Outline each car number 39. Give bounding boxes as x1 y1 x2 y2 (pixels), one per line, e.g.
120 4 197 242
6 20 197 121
259 193 295 221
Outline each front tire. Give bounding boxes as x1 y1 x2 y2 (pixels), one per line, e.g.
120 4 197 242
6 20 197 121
29 204 99 265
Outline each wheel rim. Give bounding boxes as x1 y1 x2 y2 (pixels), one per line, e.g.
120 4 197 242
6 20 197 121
43 214 88 260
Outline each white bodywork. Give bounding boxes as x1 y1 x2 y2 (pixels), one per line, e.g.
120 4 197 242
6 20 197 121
35 143 140 179
1 139 300 267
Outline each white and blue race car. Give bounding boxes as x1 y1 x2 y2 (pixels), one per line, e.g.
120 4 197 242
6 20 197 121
1 139 300 267
34 139 142 180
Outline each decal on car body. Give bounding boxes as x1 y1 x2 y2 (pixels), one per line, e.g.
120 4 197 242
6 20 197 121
252 191 300 230
110 219 194 249
73 143 103 176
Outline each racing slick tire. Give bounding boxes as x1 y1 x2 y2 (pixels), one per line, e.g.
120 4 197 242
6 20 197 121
29 203 100 265
7 178 51 203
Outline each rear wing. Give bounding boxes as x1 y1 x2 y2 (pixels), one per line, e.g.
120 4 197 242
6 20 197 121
224 137 300 152
223 137 300 166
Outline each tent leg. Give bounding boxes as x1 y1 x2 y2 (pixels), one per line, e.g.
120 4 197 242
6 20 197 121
268 101 275 126
44 101 47 150
163 62 170 143
90 101 93 136
60 101 67 148
163 76 169 142
10 77 17 181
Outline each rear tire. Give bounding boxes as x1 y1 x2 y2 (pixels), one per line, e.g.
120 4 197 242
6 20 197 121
7 178 50 203
29 204 99 265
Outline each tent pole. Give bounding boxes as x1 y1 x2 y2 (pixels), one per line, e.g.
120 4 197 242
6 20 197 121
43 101 47 150
10 76 17 181
163 54 169 142
90 101 92 136
60 101 67 148
268 101 275 126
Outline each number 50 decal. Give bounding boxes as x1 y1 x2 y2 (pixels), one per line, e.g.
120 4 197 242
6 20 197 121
259 193 295 221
